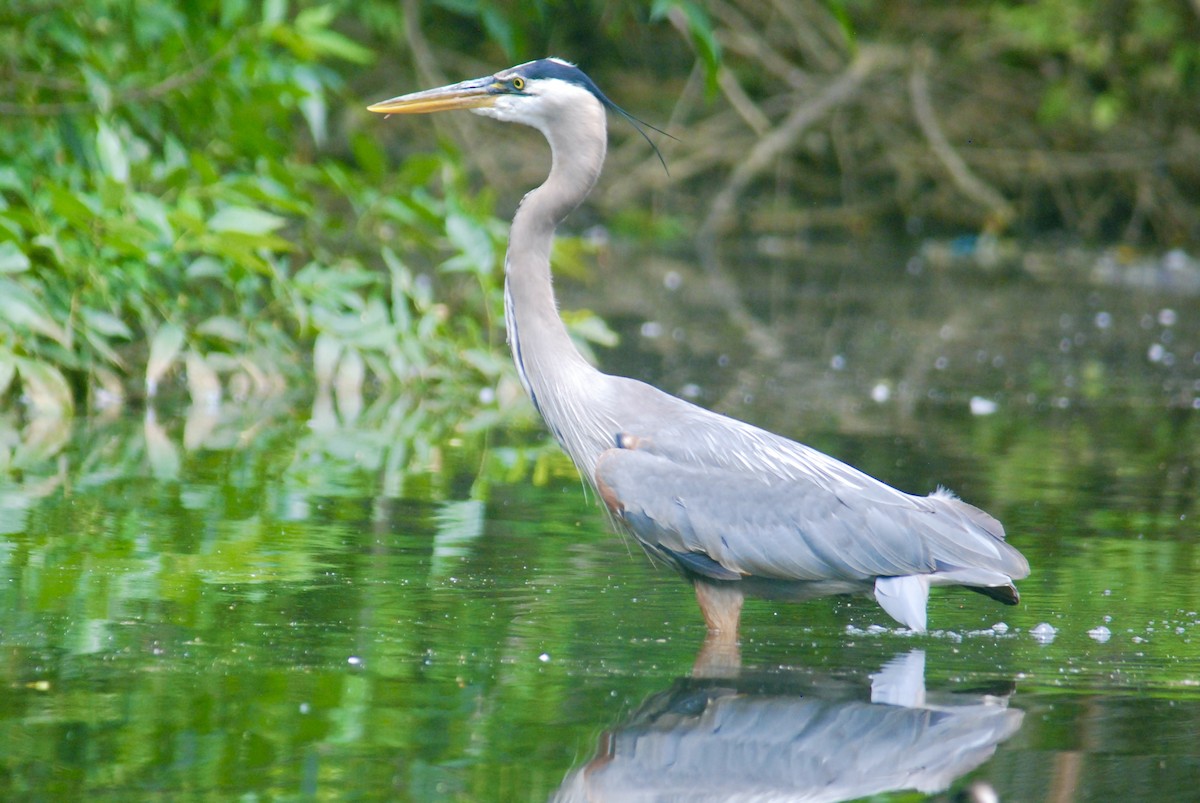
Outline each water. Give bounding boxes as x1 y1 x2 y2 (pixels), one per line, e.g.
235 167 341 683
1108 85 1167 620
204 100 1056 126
2 241 1199 801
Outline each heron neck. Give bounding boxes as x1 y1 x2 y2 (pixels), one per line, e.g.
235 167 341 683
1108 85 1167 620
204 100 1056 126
504 109 610 462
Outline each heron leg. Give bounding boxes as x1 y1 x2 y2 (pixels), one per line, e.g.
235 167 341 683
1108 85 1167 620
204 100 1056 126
692 580 743 677
694 579 744 634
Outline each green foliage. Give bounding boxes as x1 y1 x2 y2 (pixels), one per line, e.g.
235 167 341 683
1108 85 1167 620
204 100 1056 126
0 0 521 418
992 0 1200 131
651 0 722 93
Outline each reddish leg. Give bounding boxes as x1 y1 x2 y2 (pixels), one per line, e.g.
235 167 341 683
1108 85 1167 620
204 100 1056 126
692 580 744 677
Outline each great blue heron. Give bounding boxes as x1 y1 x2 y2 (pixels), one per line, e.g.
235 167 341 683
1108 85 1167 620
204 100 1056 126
368 58 1030 639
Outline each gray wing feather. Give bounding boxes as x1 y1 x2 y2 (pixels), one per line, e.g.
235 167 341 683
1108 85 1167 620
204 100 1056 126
594 418 1029 586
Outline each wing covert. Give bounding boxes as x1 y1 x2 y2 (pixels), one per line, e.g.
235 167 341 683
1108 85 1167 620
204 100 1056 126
595 446 941 583
593 423 1028 586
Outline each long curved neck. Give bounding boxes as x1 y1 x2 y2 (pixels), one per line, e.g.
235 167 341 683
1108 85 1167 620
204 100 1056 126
504 99 612 467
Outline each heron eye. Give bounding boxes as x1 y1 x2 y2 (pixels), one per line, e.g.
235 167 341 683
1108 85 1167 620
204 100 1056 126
511 76 526 91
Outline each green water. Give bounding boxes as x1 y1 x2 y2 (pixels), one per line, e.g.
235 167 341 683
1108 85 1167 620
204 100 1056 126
3 248 1200 801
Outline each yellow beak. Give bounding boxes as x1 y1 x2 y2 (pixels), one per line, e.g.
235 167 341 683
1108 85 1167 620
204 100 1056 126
367 76 499 115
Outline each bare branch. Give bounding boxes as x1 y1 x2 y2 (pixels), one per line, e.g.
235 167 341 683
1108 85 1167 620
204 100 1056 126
909 54 1015 229
702 48 896 238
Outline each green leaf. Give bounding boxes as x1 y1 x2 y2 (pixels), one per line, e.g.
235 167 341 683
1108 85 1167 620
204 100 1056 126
46 183 100 227
313 331 342 387
146 323 186 397
96 121 130 184
195 316 248 343
0 350 14 396
208 206 287 235
186 350 222 407
293 65 329 147
0 242 30 274
651 1 721 93
480 7 518 60
299 28 374 65
294 5 374 64
131 193 174 242
0 279 70 346
562 309 618 347
81 308 133 339
263 0 288 26
0 167 23 192
15 357 74 415
185 256 227 280
445 213 495 276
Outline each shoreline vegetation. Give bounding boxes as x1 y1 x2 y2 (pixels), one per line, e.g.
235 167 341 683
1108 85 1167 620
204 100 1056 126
1 0 1197 423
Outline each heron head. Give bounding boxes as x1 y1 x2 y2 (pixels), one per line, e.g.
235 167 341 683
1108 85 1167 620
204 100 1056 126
367 58 605 125
369 58 669 165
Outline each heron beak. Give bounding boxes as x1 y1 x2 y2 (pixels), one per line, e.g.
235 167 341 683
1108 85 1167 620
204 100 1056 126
367 76 499 115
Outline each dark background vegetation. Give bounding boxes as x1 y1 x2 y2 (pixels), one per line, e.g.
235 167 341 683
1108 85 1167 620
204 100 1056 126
2 0 1198 418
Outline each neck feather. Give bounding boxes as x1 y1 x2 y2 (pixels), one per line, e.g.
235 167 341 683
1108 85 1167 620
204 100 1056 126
503 97 613 471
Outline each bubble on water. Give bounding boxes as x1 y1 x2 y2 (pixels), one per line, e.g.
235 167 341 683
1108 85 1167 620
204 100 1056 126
1031 623 1057 644
1094 311 1112 329
992 622 1009 634
347 655 362 666
1087 626 1111 643
640 321 663 338
970 396 998 416
871 383 891 403
538 652 550 663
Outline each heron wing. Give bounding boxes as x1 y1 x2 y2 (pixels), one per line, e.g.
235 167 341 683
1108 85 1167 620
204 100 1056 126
593 415 1028 585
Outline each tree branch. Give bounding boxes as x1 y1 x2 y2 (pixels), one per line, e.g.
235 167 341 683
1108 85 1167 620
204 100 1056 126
909 54 1015 229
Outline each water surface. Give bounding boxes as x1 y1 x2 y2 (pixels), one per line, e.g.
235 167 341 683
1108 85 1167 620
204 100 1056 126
2 240 1199 801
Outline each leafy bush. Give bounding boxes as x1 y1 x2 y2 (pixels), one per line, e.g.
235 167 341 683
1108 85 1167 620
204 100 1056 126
0 0 529 419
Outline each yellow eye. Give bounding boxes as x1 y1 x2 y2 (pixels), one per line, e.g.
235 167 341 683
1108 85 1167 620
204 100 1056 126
512 76 526 91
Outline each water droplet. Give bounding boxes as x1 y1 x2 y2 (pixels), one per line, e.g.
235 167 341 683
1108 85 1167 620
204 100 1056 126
640 321 663 338
1031 623 1057 644
970 396 998 416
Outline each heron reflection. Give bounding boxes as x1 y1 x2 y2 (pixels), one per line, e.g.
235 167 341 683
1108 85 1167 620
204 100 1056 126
553 650 1022 802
